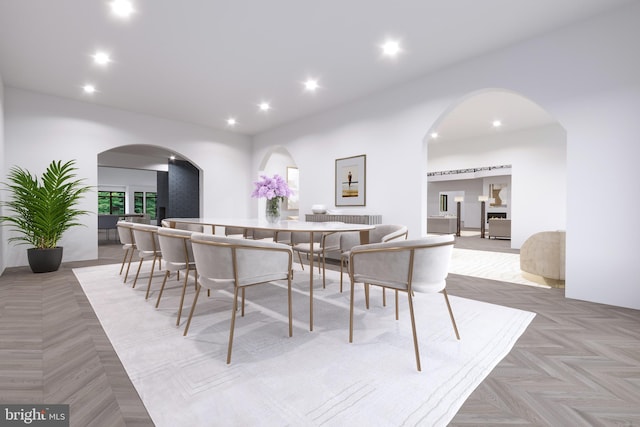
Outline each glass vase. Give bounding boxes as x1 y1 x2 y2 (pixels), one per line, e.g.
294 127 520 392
265 197 281 224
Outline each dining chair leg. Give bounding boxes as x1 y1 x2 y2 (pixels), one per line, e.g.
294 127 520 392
132 258 144 288
364 284 370 309
145 256 158 299
322 252 327 289
395 290 399 320
241 288 245 317
155 270 170 308
227 286 240 364
407 289 422 372
383 288 386 307
349 278 356 343
120 248 129 275
183 284 201 336
297 251 305 270
287 276 293 337
339 258 344 293
124 249 135 283
176 270 191 325
443 290 461 340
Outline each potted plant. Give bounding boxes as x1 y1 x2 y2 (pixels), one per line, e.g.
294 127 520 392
0 160 91 273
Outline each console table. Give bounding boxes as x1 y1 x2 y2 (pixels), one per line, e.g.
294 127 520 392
427 216 457 234
305 214 381 261
305 214 381 225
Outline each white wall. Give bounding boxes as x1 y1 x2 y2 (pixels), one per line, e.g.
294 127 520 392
3 88 251 268
99 151 169 172
253 3 640 309
98 167 157 189
429 124 566 247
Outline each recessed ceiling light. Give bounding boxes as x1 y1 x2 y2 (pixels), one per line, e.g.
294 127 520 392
381 40 401 57
169 155 176 161
258 102 271 112
110 0 134 18
226 117 237 126
93 51 111 66
492 120 502 128
303 78 319 92
83 84 96 94
431 132 439 139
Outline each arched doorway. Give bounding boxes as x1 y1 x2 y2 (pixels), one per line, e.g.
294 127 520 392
424 89 567 249
255 146 299 220
97 144 202 228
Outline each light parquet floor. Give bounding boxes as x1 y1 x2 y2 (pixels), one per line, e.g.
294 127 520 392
0 236 638 426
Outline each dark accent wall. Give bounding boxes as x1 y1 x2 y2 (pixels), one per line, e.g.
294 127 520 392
156 171 168 223
167 160 199 218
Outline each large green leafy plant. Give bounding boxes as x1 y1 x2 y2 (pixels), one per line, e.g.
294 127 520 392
0 160 91 249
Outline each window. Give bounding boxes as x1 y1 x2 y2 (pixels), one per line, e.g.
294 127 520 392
145 192 157 220
98 191 125 214
133 191 157 220
134 192 144 214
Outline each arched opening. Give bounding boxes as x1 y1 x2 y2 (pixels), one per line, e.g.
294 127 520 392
255 146 299 220
97 144 202 237
424 88 567 250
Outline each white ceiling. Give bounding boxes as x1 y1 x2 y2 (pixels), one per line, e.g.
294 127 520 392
0 0 633 137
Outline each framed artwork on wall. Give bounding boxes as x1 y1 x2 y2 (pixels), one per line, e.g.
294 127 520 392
440 194 448 212
286 166 299 210
335 154 366 206
489 183 508 207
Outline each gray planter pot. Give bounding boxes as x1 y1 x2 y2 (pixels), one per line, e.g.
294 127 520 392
27 247 63 273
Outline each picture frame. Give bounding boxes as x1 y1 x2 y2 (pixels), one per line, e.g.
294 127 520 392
489 183 508 207
286 166 299 210
335 154 366 206
440 194 448 212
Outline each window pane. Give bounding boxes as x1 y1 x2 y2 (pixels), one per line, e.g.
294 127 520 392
146 192 157 220
111 191 125 215
98 191 125 215
97 191 111 214
134 192 144 214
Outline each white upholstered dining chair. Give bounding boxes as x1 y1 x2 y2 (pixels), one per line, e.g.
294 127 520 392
161 219 205 233
131 223 162 299
156 227 197 325
116 221 136 283
348 234 459 371
184 233 294 364
340 224 408 310
291 229 341 288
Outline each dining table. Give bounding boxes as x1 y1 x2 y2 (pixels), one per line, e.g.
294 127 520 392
164 217 375 331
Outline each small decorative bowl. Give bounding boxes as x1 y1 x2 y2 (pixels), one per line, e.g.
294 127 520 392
311 204 327 214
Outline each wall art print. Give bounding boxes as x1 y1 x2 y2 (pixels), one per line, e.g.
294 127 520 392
335 154 366 206
489 183 508 207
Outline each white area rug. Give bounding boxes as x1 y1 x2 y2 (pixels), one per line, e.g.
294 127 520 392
74 263 535 427
450 248 550 288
